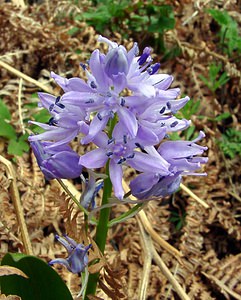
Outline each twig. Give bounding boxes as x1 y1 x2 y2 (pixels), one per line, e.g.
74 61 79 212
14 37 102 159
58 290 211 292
0 60 52 94
138 210 182 259
202 272 241 300
0 50 29 59
0 155 33 255
137 215 189 300
138 221 152 300
122 180 182 259
11 0 27 8
182 0 210 26
18 78 25 134
180 183 209 208
151 245 190 300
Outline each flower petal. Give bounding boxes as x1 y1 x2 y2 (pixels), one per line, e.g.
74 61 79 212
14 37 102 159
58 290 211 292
79 148 108 169
109 160 124 199
118 107 138 138
128 151 170 174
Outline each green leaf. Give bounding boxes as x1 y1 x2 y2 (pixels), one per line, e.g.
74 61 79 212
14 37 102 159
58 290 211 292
169 132 181 141
33 109 50 123
0 99 11 120
108 203 144 227
214 112 231 122
7 137 30 156
0 253 73 300
208 9 231 26
185 125 196 140
0 120 16 140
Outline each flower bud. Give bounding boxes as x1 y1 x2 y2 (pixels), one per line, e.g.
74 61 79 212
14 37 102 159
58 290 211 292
104 46 129 77
30 140 82 180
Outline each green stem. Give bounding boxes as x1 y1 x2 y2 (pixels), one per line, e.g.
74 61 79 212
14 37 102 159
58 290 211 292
84 116 116 298
84 162 112 298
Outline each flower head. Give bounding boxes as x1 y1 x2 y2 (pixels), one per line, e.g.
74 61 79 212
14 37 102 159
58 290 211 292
30 140 82 180
49 235 91 274
29 36 208 202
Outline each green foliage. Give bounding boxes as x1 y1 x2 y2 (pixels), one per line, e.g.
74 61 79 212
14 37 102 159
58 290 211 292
0 99 29 156
208 9 241 56
199 63 229 93
0 96 51 156
169 209 186 231
0 253 73 300
176 99 201 120
76 0 176 54
218 128 241 159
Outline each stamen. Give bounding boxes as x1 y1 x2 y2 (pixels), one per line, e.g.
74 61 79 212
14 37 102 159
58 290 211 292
117 157 126 164
135 142 144 150
170 121 178 128
147 63 160 75
85 99 95 104
48 117 57 126
167 102 171 109
120 98 125 106
109 110 115 119
108 138 115 144
160 123 165 127
106 151 113 157
159 107 166 114
80 63 86 70
123 135 127 144
55 96 61 103
127 153 135 159
97 113 102 121
138 47 151 65
49 104 54 111
56 103 65 109
90 81 97 89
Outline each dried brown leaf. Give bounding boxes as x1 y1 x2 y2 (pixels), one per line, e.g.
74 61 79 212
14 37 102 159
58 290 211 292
0 265 28 278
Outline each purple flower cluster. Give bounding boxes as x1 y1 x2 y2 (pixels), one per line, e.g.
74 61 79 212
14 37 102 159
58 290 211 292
29 36 208 200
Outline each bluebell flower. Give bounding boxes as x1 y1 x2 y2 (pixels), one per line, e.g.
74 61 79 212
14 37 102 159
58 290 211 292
79 123 170 199
29 140 82 180
130 132 208 199
80 170 105 209
49 235 91 274
31 36 189 146
28 36 208 201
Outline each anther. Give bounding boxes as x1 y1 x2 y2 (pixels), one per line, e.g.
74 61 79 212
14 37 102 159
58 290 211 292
55 96 61 103
170 121 178 128
117 157 126 164
108 138 115 145
159 107 166 114
97 113 102 121
49 104 54 111
80 63 87 70
85 99 95 104
123 135 127 144
127 153 135 159
48 117 57 126
56 103 65 109
106 151 113 157
167 102 171 109
135 143 144 150
120 98 125 106
90 81 97 89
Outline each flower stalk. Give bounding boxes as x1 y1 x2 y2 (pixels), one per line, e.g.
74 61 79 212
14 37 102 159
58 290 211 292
84 161 112 298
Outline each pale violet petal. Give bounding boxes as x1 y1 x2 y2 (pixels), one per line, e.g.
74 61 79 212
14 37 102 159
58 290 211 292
79 148 108 169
